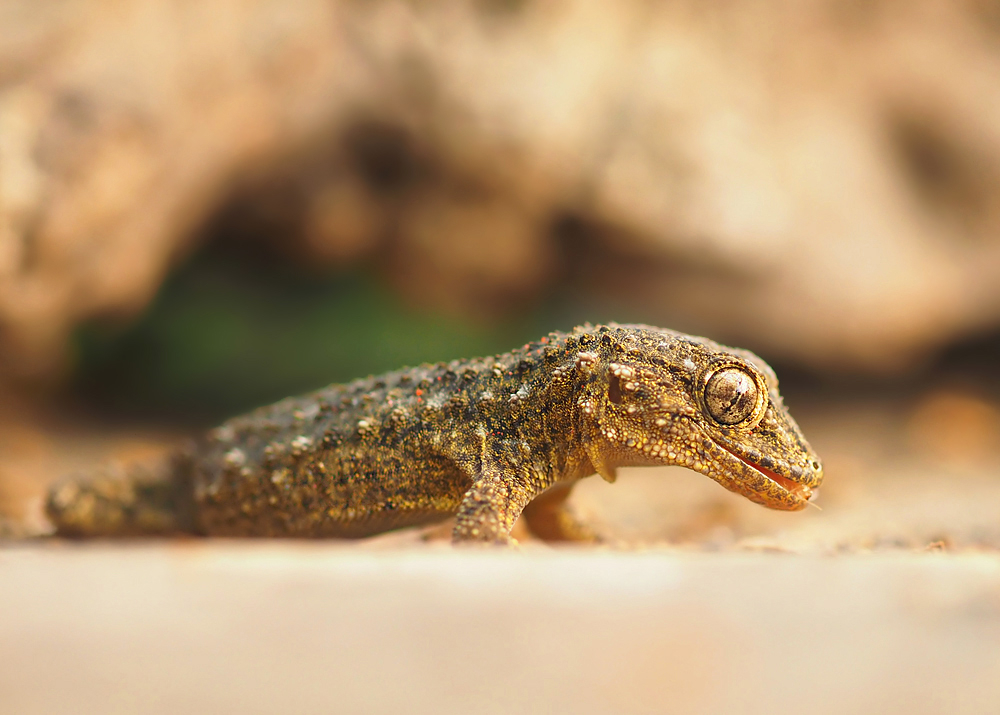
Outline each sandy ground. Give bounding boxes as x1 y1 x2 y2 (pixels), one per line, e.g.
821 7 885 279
2 544 999 715
2 387 1000 713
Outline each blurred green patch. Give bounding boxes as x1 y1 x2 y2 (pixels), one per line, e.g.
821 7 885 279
72 254 551 423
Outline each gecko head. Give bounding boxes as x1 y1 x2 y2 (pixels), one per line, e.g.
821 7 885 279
584 325 823 511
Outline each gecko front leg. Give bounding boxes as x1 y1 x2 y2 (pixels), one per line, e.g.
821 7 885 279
452 469 538 544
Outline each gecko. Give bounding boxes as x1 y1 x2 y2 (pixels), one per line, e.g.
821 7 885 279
46 324 823 543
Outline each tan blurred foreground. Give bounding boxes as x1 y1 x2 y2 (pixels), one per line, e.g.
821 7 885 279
2 544 999 715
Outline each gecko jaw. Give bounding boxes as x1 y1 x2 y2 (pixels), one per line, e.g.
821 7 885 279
720 443 814 504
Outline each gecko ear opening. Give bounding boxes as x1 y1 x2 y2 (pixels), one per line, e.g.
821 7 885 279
608 373 624 405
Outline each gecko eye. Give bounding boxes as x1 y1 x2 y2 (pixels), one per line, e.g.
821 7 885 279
704 367 759 425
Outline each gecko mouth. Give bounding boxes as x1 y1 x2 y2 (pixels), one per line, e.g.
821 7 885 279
720 444 814 502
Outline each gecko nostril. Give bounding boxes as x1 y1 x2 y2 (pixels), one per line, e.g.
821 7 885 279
811 460 821 471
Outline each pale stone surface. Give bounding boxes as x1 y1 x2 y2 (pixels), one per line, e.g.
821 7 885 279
1 544 999 715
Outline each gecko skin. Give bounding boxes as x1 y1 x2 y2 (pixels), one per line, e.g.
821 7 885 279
47 324 823 543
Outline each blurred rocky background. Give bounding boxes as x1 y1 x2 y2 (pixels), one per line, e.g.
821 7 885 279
1 0 1000 539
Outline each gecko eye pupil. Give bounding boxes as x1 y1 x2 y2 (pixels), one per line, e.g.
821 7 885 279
705 367 758 425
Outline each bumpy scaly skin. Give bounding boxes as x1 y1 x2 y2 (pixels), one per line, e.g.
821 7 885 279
47 324 823 543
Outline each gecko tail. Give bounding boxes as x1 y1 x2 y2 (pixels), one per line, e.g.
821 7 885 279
45 454 197 537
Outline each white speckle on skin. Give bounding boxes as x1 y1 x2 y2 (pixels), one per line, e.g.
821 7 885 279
509 384 531 402
224 448 246 468
211 425 236 443
291 435 313 453
609 363 635 379
683 358 696 371
575 351 599 368
480 390 494 401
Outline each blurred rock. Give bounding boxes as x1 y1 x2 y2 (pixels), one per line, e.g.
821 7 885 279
907 389 1000 466
1 0 1000 381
